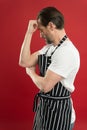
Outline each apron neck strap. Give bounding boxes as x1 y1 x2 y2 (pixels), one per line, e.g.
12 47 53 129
51 35 67 55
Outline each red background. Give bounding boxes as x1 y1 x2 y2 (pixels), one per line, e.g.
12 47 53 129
0 0 87 130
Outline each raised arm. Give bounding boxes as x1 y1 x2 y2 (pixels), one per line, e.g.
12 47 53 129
19 20 39 68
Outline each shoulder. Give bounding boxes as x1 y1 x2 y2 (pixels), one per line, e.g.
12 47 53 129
51 40 80 68
53 40 80 57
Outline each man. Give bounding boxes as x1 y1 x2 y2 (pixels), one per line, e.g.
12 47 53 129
19 7 80 130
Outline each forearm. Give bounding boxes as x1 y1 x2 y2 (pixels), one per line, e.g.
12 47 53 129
26 68 46 92
19 30 33 67
26 67 63 93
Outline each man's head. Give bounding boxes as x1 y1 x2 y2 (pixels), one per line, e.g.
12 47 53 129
37 7 64 29
37 7 65 44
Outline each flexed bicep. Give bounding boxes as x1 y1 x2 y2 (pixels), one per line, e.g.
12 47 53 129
19 20 39 68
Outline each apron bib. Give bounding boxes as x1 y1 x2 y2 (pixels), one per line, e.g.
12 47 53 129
33 35 72 130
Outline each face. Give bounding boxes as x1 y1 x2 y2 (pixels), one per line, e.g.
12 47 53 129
37 19 53 44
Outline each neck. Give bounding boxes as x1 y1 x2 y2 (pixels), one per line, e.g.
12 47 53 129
53 29 66 46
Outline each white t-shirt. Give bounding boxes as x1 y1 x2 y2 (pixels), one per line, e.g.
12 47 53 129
39 40 80 123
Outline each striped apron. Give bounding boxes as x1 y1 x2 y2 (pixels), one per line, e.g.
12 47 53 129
33 35 72 130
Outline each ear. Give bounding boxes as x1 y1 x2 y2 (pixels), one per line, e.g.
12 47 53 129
47 22 56 30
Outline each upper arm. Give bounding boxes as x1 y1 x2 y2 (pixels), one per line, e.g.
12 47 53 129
19 51 39 67
28 51 39 67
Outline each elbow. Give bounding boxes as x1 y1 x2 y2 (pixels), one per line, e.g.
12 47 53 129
19 55 25 67
19 60 25 67
19 59 30 68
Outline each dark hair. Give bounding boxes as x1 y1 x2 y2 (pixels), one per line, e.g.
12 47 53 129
37 7 64 29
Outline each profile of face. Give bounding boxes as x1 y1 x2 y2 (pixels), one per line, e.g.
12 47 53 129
37 19 53 44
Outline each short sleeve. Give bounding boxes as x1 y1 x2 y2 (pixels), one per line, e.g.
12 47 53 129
48 47 75 78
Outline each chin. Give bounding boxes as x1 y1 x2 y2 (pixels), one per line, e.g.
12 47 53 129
44 39 52 44
46 40 52 44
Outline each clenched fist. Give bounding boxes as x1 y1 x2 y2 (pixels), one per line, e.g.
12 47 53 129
27 20 38 34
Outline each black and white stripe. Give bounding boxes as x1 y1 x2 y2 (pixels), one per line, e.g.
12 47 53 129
33 82 72 130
